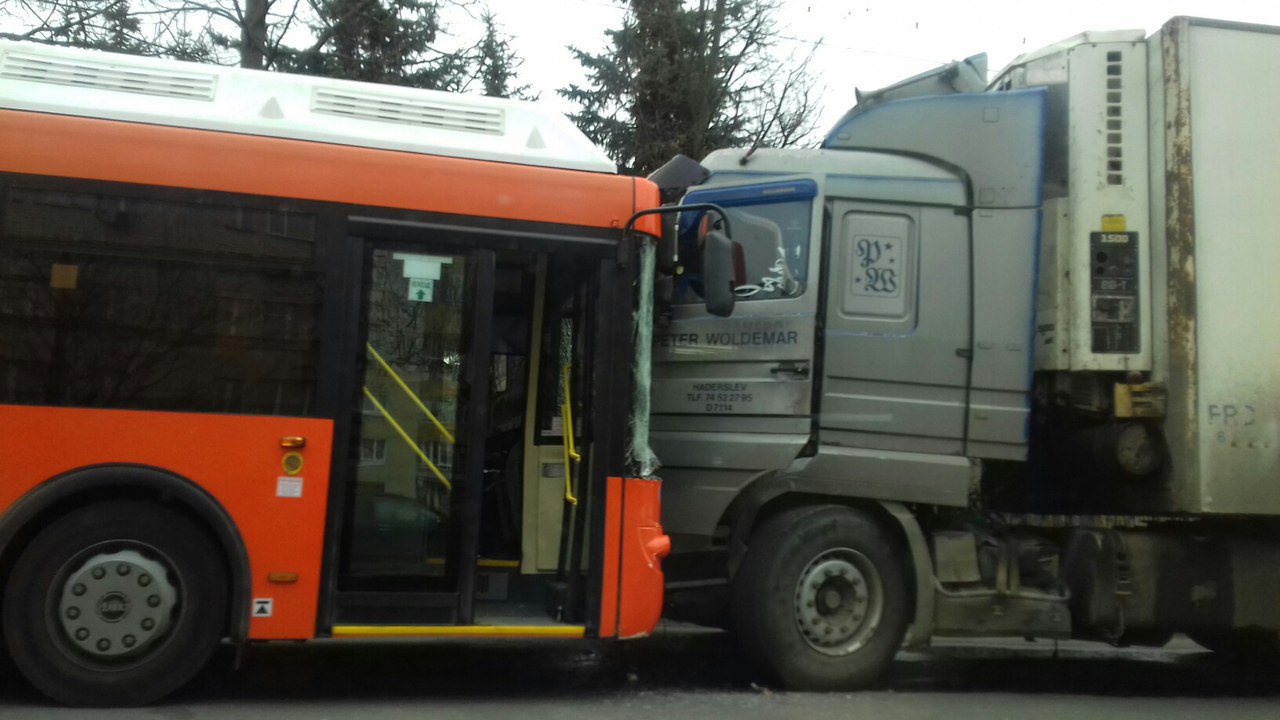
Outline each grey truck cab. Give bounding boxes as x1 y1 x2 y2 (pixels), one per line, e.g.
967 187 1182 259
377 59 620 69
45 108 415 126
653 17 1280 691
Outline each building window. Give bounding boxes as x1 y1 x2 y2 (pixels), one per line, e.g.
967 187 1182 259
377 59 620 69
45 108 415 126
359 438 387 466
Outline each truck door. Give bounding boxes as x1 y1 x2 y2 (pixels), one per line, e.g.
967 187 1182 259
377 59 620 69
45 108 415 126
651 180 820 542
820 201 970 456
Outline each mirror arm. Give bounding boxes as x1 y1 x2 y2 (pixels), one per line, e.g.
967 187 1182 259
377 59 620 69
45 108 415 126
622 203 733 252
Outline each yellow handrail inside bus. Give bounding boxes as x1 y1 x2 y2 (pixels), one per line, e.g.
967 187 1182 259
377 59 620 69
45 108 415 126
366 343 455 445
560 363 580 506
362 387 452 492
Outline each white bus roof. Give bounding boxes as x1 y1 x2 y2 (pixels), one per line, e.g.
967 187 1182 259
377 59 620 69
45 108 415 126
0 40 617 174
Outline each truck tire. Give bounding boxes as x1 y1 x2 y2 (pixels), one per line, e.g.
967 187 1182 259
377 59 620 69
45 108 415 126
732 504 910 690
2 501 228 706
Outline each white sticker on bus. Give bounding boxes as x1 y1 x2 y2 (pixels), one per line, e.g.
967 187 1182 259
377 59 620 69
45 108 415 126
252 599 273 618
408 277 435 302
276 476 303 498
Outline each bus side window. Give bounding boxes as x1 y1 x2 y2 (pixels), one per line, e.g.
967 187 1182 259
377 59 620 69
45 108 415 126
0 185 323 416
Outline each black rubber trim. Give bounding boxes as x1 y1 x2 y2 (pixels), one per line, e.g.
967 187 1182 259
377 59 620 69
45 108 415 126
0 463 253 642
456 250 496 625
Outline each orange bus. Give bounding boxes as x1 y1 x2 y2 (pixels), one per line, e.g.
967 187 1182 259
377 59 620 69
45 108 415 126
0 40 670 706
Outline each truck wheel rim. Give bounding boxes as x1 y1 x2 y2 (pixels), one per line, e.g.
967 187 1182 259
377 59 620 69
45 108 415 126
56 547 179 661
793 547 883 656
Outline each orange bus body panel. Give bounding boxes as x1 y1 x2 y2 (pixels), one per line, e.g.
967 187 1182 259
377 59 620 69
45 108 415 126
0 405 332 640
617 477 669 639
631 179 662 237
0 106 666 644
600 477 669 639
0 109 660 237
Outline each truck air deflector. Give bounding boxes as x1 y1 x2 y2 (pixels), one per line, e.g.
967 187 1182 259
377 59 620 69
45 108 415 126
823 88 1047 209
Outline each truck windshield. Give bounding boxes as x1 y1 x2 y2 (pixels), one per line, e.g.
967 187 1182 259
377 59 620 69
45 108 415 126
676 179 816 303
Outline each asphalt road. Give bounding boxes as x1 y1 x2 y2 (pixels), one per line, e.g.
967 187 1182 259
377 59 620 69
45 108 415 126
1 628 1277 719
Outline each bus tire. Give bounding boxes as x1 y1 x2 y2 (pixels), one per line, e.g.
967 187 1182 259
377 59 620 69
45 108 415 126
2 501 227 706
732 504 909 690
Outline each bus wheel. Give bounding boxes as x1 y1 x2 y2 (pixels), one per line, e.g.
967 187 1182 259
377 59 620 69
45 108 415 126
732 505 909 690
3 501 227 706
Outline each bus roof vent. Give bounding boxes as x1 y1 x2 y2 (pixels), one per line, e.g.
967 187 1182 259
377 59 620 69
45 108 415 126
312 87 505 136
0 39 616 173
0 47 216 101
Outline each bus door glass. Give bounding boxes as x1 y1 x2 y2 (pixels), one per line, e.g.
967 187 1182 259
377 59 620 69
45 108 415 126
522 260 595 579
340 244 491 612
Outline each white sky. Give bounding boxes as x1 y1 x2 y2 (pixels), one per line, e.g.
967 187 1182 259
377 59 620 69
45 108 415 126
477 0 1280 137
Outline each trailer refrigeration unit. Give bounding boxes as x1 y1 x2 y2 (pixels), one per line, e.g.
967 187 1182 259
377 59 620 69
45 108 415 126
651 16 1280 689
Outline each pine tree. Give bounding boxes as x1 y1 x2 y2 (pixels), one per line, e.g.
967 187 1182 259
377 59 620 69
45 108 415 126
278 0 467 90
562 0 819 175
7 1 524 95
473 10 532 99
6 0 147 54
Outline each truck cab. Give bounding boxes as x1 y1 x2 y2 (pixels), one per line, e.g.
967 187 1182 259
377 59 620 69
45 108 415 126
654 16 1280 690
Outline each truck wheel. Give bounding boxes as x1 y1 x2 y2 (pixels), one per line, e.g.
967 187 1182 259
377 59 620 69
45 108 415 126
732 505 910 690
2 501 227 706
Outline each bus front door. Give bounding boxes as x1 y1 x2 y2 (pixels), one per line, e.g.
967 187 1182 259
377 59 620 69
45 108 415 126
333 242 495 625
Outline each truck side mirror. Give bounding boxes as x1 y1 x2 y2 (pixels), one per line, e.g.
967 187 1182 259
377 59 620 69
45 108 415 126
702 229 737 318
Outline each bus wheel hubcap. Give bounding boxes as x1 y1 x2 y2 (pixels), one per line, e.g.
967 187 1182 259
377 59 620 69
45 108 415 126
58 549 178 660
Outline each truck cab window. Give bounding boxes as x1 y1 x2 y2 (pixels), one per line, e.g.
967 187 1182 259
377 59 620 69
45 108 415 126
675 179 816 303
